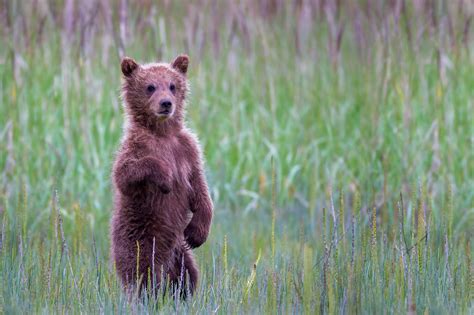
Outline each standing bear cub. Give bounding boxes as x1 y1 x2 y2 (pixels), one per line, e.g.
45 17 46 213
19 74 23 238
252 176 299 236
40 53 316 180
111 55 213 297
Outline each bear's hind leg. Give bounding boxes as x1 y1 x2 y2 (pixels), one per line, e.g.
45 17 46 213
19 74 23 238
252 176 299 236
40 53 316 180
169 247 199 299
183 249 199 296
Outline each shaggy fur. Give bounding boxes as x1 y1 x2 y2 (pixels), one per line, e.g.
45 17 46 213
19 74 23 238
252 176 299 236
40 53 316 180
110 55 213 297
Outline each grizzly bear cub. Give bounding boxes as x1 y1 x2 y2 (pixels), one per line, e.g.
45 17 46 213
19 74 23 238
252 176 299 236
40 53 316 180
110 55 213 297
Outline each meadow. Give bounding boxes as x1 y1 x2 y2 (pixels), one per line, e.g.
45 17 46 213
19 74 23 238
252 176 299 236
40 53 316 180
0 1 473 313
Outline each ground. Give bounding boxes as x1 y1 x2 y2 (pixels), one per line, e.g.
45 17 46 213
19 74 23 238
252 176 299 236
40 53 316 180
0 2 473 314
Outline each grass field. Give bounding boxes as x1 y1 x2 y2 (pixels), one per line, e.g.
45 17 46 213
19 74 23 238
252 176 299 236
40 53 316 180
0 1 473 313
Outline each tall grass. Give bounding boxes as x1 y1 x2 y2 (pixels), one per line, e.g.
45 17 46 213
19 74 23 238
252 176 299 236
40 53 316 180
1 1 473 313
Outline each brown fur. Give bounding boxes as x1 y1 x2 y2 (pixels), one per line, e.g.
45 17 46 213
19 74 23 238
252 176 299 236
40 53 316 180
110 55 213 297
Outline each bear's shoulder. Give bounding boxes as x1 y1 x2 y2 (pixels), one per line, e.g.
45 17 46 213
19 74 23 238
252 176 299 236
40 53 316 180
177 128 203 161
118 128 156 157
178 128 200 148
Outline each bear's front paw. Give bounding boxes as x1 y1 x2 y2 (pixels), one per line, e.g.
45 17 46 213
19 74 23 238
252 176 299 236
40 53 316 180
184 224 206 249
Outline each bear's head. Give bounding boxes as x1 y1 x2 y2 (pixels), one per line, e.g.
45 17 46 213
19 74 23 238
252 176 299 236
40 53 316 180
120 55 189 134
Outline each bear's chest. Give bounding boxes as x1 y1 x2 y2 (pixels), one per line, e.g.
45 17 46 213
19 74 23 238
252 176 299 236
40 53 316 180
151 138 192 189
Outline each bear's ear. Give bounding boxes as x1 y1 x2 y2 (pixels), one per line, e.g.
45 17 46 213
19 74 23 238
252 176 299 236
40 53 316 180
121 57 139 77
171 54 189 75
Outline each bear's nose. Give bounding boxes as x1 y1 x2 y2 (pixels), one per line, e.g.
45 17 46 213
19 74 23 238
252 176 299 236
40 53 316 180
160 99 172 109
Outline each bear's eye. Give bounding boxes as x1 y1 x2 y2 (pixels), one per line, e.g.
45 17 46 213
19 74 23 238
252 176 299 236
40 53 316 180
169 83 176 92
146 85 156 93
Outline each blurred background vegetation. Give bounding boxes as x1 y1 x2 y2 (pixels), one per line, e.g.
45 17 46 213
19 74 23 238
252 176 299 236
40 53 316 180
0 0 473 313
